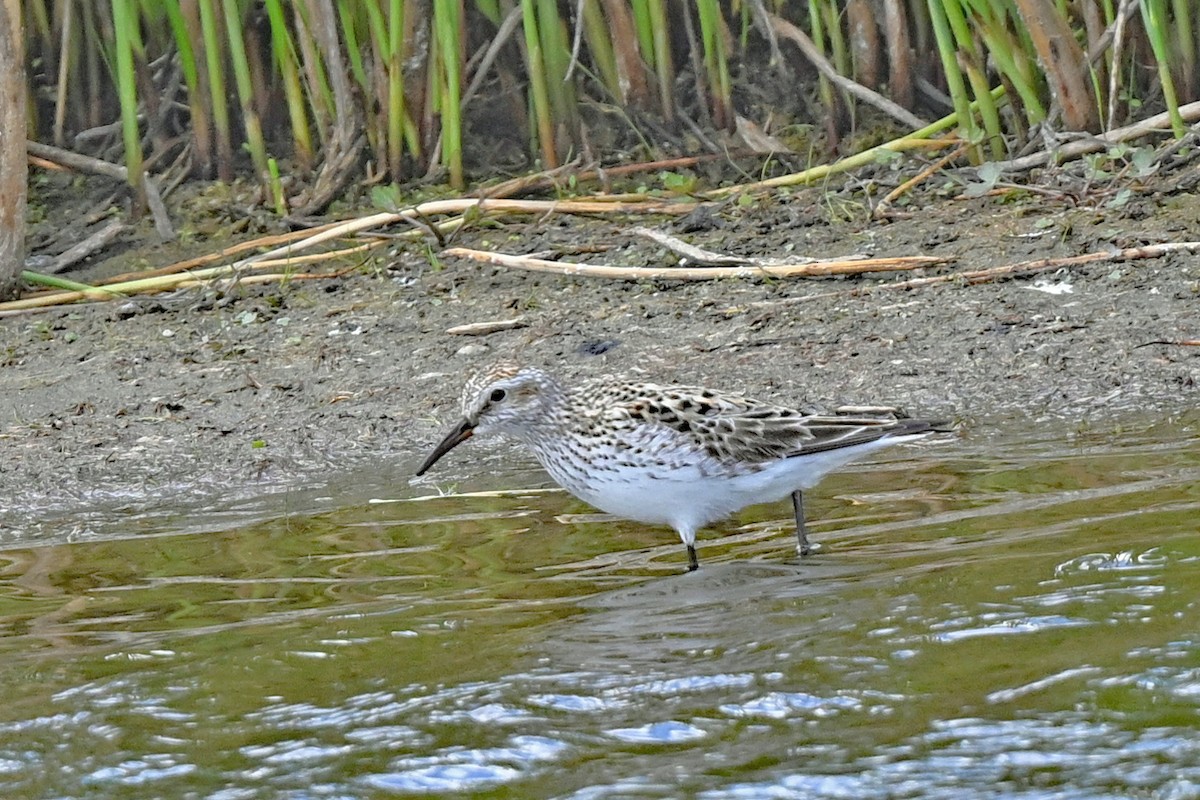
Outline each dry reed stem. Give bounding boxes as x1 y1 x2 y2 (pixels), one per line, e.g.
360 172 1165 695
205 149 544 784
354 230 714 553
244 241 384 269
0 263 342 312
1 197 694 314
443 246 944 280
446 316 529 336
707 137 960 197
241 198 694 269
172 270 350 290
753 241 1200 306
27 140 174 239
102 222 346 283
632 226 759 266
770 13 928 129
995 100 1200 172
477 154 728 198
873 143 971 219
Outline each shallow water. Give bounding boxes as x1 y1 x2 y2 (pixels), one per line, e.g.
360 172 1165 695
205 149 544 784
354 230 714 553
1 415 1199 798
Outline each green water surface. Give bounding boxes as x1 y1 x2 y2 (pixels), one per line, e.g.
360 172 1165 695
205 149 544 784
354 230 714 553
1 416 1198 798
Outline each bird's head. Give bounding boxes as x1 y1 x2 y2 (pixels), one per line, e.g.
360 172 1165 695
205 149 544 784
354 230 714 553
415 362 560 475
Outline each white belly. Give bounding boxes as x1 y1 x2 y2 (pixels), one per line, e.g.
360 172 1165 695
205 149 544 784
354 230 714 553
535 435 915 540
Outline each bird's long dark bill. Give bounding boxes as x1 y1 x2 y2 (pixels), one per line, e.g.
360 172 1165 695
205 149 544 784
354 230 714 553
415 418 475 476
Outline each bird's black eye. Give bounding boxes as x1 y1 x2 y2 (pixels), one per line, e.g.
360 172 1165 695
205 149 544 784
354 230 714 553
489 388 507 403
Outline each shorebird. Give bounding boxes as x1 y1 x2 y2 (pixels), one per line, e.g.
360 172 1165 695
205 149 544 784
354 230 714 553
416 362 947 571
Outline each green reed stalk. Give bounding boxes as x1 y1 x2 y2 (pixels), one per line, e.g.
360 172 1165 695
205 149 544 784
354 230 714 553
221 0 270 183
959 0 1045 125
647 0 673 119
736 0 751 49
819 1 850 79
267 157 286 214
630 0 672 117
1141 0 1186 136
629 0 655 75
49 0 71 143
264 0 314 168
696 0 732 128
110 0 146 206
806 0 837 123
336 0 369 96
536 0 576 130
580 0 620 99
926 0 983 157
197 0 233 179
520 0 557 166
287 1 331 145
359 0 392 172
21 272 117 296
1170 0 1196 95
433 0 464 187
162 0 212 172
474 0 500 24
385 0 407 179
27 0 50 41
941 0 1004 157
599 0 650 108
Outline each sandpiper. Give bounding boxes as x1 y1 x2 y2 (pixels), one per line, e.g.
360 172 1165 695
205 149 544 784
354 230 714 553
416 362 947 571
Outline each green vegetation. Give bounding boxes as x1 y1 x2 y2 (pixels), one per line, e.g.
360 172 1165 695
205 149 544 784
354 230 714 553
16 1 1200 208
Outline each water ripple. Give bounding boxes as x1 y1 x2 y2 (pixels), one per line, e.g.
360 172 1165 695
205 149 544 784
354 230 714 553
0 418 1197 798
606 720 708 744
528 693 613 713
82 756 196 787
720 691 864 719
931 614 1092 642
1055 549 1169 575
361 734 569 792
703 716 1200 799
625 673 758 697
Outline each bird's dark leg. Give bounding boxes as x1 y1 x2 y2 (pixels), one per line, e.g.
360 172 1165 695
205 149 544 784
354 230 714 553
686 543 699 572
792 490 811 556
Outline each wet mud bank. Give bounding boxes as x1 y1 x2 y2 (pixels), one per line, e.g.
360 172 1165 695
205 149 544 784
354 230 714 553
2 192 1198 540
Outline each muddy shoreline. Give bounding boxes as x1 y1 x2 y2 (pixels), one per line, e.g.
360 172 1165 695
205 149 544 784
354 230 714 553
3 187 1198 541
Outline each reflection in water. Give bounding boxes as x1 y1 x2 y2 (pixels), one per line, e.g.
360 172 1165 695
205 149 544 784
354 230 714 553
0 417 1196 797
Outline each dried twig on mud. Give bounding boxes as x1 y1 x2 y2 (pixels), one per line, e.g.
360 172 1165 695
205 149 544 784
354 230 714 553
101 223 347 283
4 257 363 313
632 227 766 266
994 100 1200 173
476 154 739 198
2 197 695 315
27 140 175 240
443 246 945 281
246 198 694 265
769 14 928 130
446 316 529 336
707 134 962 197
874 143 971 219
40 219 129 274
0 268 350 317
753 241 1200 306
